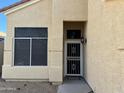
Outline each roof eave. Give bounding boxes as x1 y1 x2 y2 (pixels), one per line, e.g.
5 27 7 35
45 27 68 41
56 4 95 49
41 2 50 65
1 0 41 15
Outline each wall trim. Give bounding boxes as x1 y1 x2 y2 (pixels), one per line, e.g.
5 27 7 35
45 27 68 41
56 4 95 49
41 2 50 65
3 0 41 15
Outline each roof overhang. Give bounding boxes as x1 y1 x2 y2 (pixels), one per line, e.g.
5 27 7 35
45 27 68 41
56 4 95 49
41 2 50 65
0 0 41 15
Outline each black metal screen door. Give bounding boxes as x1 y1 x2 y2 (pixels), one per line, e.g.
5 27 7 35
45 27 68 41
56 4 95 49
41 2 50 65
65 41 82 76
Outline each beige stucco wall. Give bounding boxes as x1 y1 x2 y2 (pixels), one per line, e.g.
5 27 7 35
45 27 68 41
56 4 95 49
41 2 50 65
103 1 124 93
85 0 124 93
49 0 87 82
2 0 87 82
2 0 52 80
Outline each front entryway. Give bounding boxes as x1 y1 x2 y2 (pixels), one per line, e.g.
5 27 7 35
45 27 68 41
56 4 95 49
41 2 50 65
63 22 86 77
64 40 83 76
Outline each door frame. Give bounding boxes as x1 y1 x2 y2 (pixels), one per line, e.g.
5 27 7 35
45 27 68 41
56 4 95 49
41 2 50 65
64 40 83 77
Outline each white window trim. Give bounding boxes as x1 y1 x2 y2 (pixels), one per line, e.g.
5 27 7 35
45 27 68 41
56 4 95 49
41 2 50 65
3 0 41 15
13 37 48 66
30 38 32 67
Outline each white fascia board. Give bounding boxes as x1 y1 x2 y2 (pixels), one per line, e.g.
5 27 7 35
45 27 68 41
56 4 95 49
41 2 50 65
3 0 41 15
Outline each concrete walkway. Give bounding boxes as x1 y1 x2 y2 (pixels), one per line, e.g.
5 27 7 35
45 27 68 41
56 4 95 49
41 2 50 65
57 78 92 93
0 79 57 93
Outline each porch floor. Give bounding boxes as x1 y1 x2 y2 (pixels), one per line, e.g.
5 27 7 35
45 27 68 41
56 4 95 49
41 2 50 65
57 77 93 93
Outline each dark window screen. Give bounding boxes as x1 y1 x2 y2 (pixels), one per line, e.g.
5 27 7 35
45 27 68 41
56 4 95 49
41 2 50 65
14 39 30 66
14 27 48 66
31 39 47 66
67 30 81 39
15 28 48 37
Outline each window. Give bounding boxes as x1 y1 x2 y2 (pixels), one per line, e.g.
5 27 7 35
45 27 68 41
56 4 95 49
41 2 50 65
14 27 48 66
67 30 81 39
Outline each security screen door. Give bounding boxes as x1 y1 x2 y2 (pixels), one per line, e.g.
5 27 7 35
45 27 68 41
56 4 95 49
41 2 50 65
65 41 82 76
65 30 83 76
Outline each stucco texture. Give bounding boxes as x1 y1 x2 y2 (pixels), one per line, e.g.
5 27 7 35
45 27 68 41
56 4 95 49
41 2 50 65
85 0 124 93
3 0 52 80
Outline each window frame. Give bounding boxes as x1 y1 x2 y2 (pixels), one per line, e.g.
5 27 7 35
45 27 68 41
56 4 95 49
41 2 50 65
13 28 48 67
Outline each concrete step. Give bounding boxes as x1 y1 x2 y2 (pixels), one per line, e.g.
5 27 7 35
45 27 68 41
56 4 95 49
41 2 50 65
57 78 93 93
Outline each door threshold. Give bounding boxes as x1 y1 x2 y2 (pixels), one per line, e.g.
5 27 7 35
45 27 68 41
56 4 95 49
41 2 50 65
64 76 83 81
